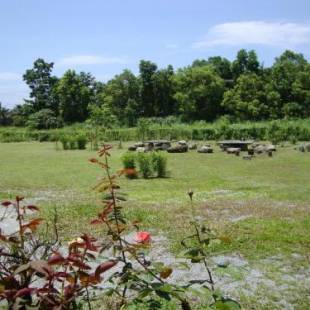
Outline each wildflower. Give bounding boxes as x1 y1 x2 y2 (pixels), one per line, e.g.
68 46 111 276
134 231 151 244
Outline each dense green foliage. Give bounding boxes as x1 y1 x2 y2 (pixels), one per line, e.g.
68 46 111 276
1 50 309 128
121 151 168 178
0 119 309 143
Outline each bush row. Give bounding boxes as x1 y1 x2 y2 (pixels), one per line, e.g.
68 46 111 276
1 119 310 143
122 151 168 178
60 134 88 150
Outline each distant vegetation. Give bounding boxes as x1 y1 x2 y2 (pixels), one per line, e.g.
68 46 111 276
0 118 309 144
0 49 309 130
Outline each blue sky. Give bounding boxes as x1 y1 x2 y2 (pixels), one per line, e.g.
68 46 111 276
1 0 310 108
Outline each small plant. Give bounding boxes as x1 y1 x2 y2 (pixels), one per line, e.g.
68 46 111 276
121 152 138 178
151 152 168 177
68 136 77 150
76 134 88 150
60 135 69 150
137 152 153 178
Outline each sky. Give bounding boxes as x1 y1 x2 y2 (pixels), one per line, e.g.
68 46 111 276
1 0 310 108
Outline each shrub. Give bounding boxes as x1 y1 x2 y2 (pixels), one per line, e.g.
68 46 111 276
60 136 69 150
76 134 87 149
151 152 168 177
68 136 77 150
137 152 153 178
121 152 137 178
26 109 60 130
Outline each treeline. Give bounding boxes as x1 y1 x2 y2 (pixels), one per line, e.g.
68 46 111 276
0 49 309 129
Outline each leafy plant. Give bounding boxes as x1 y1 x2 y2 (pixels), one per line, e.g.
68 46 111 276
151 152 168 178
76 134 88 150
121 152 137 178
137 153 153 178
60 135 69 150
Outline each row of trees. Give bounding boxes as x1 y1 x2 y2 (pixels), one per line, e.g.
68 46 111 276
1 49 309 128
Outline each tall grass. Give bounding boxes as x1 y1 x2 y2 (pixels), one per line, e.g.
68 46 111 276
1 119 309 143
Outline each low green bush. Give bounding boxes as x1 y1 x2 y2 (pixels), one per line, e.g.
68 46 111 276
76 134 87 150
121 152 137 178
69 137 77 150
151 152 168 177
60 136 69 150
137 153 153 179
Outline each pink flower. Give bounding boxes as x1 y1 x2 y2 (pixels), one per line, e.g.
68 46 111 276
134 231 151 244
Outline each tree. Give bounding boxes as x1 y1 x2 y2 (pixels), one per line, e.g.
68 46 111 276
222 73 270 120
270 50 309 117
193 57 233 81
0 102 12 126
139 60 158 116
97 69 140 124
291 64 310 117
173 66 225 121
88 104 118 129
222 73 284 120
56 70 96 123
232 49 260 79
10 103 34 126
124 98 140 127
26 109 60 129
152 65 176 116
23 58 58 113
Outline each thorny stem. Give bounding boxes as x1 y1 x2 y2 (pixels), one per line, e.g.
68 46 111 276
189 195 215 291
102 149 128 303
86 287 92 310
16 198 25 251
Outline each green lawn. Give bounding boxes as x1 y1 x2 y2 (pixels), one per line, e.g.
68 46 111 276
1 141 310 308
0 141 309 254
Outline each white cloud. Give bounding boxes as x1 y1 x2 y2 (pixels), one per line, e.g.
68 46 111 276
193 21 310 48
0 72 21 81
57 55 128 66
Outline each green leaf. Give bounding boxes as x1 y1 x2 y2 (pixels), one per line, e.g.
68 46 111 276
211 299 241 310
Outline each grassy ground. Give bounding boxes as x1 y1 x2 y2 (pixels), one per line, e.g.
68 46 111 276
0 141 309 309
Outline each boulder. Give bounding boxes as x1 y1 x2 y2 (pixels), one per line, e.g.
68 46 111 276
254 145 265 154
128 145 137 151
226 147 241 155
136 147 146 153
266 144 276 152
306 143 310 152
167 145 188 153
178 140 187 146
197 146 213 153
298 145 305 152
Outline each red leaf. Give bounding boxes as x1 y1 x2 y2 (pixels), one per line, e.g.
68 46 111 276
95 261 117 279
21 218 43 232
90 219 102 225
14 287 35 298
81 234 98 251
1 201 12 207
26 205 39 211
48 254 65 265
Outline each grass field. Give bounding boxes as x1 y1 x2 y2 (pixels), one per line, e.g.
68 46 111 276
0 141 309 309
